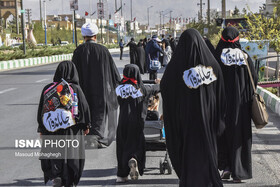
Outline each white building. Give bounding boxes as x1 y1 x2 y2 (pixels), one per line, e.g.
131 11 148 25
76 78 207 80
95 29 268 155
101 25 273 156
264 0 275 16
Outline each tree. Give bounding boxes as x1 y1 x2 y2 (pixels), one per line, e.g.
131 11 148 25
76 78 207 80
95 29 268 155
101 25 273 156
243 7 280 81
242 8 247 15
233 6 240 16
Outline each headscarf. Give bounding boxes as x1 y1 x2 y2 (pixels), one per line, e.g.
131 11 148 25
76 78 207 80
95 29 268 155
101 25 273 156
53 61 79 84
162 39 170 47
121 64 144 91
215 26 241 56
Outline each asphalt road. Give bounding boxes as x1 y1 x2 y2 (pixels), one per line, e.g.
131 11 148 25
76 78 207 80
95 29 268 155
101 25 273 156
0 51 280 187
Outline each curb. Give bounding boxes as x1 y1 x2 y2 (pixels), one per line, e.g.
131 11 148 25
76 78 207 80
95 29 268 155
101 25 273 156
0 47 128 72
257 86 280 116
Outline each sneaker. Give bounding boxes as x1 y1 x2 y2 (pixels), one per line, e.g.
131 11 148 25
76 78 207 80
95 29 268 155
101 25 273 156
221 170 231 180
128 158 139 180
233 178 242 183
52 177 62 187
116 176 128 183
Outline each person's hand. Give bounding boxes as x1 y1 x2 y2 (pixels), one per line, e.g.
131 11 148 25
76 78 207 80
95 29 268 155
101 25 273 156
39 133 42 139
155 78 161 84
84 128 90 136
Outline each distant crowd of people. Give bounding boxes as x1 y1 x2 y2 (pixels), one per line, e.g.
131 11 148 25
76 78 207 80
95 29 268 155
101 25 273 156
120 34 177 80
37 22 258 187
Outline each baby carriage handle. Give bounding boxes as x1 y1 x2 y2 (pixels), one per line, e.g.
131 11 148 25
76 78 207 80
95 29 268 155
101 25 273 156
143 80 156 84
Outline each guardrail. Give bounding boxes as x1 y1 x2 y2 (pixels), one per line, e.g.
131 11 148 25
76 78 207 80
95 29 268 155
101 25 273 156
0 47 127 72
257 86 280 116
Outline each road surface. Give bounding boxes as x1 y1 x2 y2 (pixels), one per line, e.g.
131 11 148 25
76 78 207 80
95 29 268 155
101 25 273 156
0 51 280 187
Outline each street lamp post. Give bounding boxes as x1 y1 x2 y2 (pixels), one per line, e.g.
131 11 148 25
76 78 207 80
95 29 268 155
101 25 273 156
44 0 47 45
20 0 26 54
147 6 153 28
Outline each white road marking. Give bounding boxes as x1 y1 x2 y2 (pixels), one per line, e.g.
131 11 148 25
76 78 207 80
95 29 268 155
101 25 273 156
0 88 17 94
36 78 49 83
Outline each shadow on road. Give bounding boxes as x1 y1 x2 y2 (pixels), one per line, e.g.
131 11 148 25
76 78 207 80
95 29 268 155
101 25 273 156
0 70 55 75
82 168 117 178
0 178 44 186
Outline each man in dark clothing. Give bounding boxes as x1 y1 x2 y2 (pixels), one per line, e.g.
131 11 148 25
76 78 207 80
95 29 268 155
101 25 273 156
126 38 138 64
145 35 163 80
72 23 121 148
169 34 177 52
119 39 124 60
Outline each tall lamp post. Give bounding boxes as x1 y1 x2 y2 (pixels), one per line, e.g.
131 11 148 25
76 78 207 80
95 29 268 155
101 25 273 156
43 0 47 45
147 6 153 28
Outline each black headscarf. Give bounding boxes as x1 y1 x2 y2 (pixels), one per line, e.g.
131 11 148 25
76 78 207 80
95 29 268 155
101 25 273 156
121 64 145 92
161 28 225 187
162 39 170 47
216 26 241 55
53 61 79 84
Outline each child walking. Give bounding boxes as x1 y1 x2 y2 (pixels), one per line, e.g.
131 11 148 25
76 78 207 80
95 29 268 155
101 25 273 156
115 64 160 183
37 61 91 187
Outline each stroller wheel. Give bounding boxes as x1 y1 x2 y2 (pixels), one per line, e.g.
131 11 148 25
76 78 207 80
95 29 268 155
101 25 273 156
159 159 165 174
167 159 172 174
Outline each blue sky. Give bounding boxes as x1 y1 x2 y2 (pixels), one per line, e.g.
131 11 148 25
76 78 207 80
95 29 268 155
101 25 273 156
23 0 266 26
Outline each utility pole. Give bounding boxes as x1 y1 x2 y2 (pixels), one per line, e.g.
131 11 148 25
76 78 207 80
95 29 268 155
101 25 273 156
115 0 117 11
222 0 226 19
74 10 77 47
44 0 47 45
130 0 132 21
39 0 43 27
169 11 172 30
207 0 210 25
15 0 19 34
25 9 31 28
147 6 153 28
197 0 205 22
121 0 123 16
72 11 75 44
20 0 26 54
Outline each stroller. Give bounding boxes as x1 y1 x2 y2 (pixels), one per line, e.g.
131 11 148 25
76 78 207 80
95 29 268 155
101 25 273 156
143 80 172 175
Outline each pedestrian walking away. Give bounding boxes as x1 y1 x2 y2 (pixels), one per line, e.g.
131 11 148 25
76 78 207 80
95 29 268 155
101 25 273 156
145 35 163 80
215 26 258 183
72 23 121 148
135 39 147 74
160 28 226 187
126 38 138 64
162 39 172 67
119 39 124 60
115 64 160 183
37 61 91 187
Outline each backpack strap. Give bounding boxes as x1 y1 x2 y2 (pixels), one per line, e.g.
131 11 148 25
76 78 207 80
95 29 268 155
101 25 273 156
43 82 58 95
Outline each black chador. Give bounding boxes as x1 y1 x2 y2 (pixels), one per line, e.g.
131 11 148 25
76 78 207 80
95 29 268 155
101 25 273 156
160 29 226 187
126 39 138 64
37 61 91 186
116 64 160 178
72 40 121 147
135 42 147 74
215 26 258 181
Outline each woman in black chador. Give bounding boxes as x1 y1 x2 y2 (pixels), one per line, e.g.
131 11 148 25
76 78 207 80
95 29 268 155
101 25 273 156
215 26 258 183
160 29 226 187
115 64 160 183
37 61 91 187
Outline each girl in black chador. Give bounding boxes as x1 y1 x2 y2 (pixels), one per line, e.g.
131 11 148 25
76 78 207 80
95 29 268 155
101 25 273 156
115 64 160 183
37 61 91 187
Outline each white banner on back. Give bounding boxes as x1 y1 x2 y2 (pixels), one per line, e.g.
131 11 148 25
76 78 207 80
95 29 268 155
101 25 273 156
116 84 143 99
183 65 217 89
221 48 248 66
43 109 76 132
